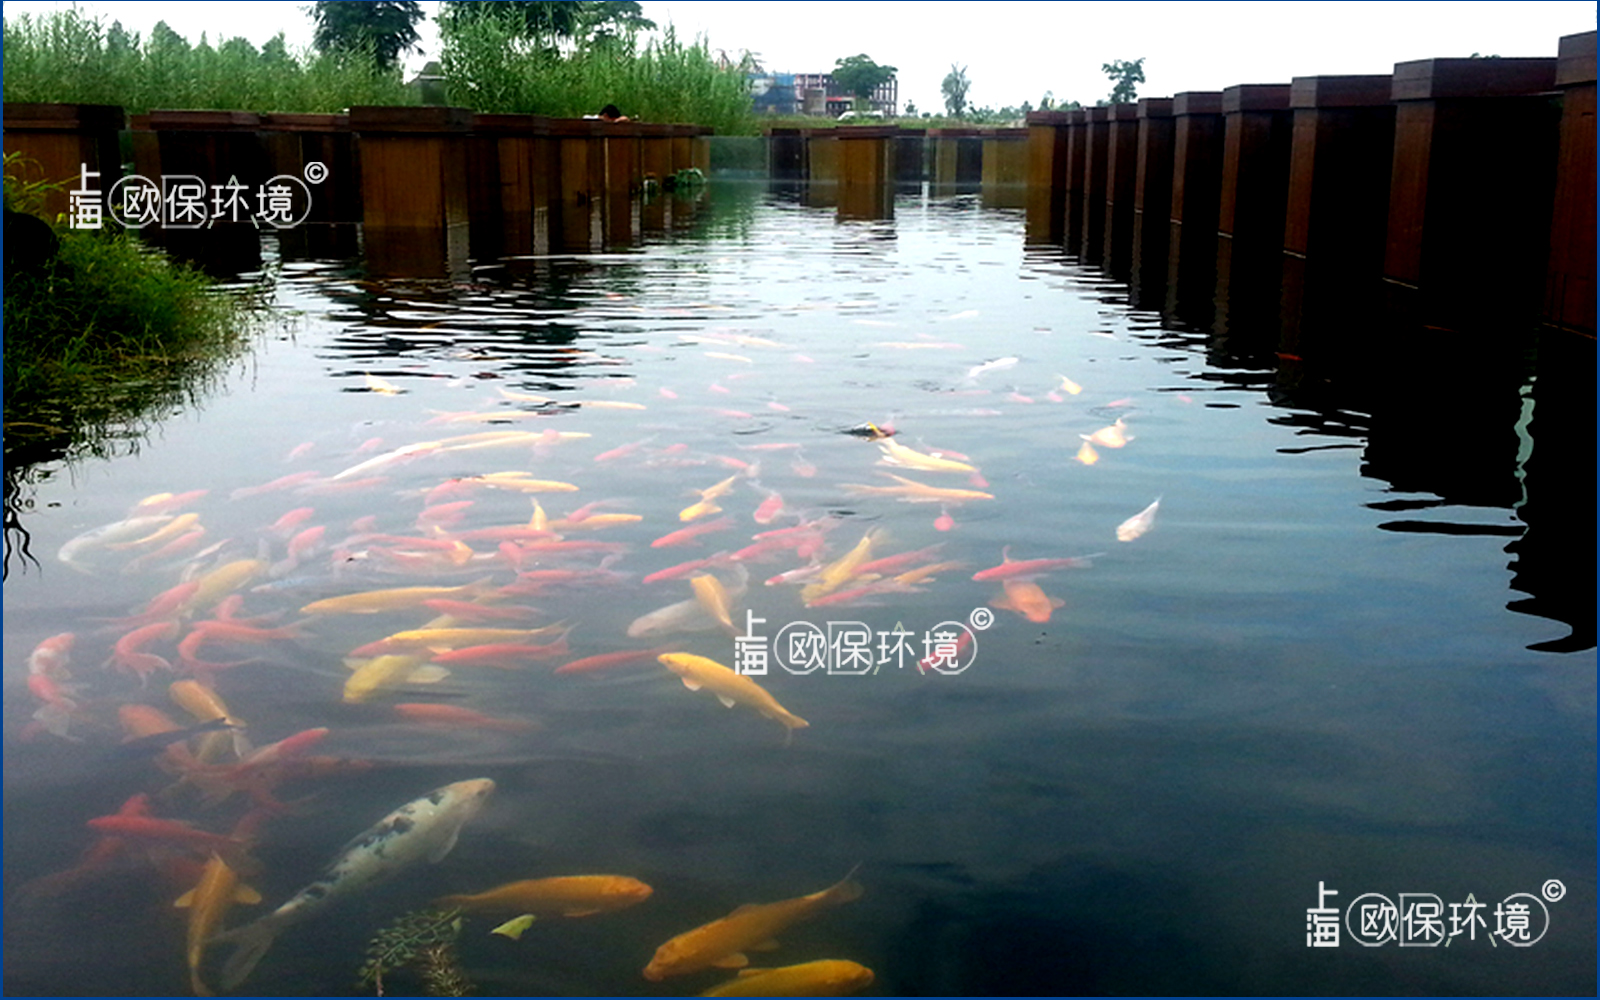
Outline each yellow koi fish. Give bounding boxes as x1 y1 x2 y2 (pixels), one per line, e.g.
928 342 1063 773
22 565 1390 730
300 578 495 616
656 653 809 733
1083 417 1131 448
800 531 878 604
465 473 580 494
170 679 252 758
876 438 975 473
343 654 449 703
436 875 653 916
175 853 261 996
189 559 269 613
363 373 403 395
700 959 875 997
1074 440 1100 465
105 512 202 551
842 473 994 504
643 869 861 980
689 573 737 631
681 474 740 522
1057 373 1084 395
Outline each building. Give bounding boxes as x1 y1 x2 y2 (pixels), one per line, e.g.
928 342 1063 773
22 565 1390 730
750 72 898 117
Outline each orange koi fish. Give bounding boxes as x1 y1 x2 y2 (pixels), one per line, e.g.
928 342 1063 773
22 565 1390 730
990 579 1064 623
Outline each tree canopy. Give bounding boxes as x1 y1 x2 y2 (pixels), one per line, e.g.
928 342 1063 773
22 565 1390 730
1102 57 1145 105
311 1 424 71
438 1 654 45
941 63 970 117
832 53 896 100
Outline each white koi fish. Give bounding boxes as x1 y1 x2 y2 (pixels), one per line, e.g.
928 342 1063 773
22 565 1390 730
1116 498 1161 542
213 778 495 990
58 515 174 571
964 356 1018 380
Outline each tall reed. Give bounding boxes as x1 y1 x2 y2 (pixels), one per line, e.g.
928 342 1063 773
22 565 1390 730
441 16 756 134
2 8 410 113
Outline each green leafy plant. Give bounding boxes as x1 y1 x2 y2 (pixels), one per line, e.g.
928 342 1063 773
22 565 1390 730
356 907 471 997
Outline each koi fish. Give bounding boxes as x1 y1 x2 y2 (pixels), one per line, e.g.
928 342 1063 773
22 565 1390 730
300 579 495 616
84 811 244 854
175 854 262 997
343 654 449 703
892 560 967 586
700 959 875 997
690 573 737 632
642 553 734 585
681 474 741 522
1056 374 1084 395
1082 417 1131 448
971 547 1097 581
752 489 786 525
990 579 1065 623
107 621 178 682
594 437 656 462
800 531 878 604
229 471 324 500
656 653 808 733
841 473 994 504
553 647 672 675
1074 440 1100 465
876 438 976 473
642 869 861 980
213 779 496 991
170 679 252 757
392 703 535 732
430 638 570 666
188 560 270 614
918 629 973 674
363 373 404 394
104 512 202 551
58 515 174 571
28 632 75 677
965 356 1018 380
652 516 736 548
1116 497 1161 541
132 489 210 514
436 875 653 916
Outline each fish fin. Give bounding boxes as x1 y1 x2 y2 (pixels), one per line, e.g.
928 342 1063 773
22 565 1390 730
680 677 703 692
231 729 255 759
711 953 750 969
174 888 196 908
213 917 281 992
406 665 452 684
561 907 603 917
1051 597 1066 610
990 594 1019 613
748 939 781 951
716 694 737 708
735 968 770 978
728 903 762 916
427 825 462 863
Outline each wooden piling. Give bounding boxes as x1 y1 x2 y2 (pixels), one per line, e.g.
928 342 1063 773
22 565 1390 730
1544 30 1596 339
803 127 840 208
1129 98 1174 309
1079 107 1110 263
1214 84 1293 344
1101 103 1140 278
1165 91 1225 326
549 117 606 252
1278 76 1395 360
837 125 895 220
766 126 806 180
1382 57 1560 335
930 127 983 194
468 113 553 258
981 127 1028 209
2 103 125 223
1025 111 1073 243
601 119 643 248
258 113 358 225
350 105 472 277
895 127 927 183
1062 110 1088 255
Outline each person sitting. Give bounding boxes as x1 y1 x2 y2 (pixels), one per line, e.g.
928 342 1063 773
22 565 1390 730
594 104 630 122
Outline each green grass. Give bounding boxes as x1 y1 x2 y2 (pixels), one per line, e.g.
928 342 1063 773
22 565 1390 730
3 157 262 476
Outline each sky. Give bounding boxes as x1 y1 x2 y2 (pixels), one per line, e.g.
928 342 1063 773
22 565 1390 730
3 1 1594 114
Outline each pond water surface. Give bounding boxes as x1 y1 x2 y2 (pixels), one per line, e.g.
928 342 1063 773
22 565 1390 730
4 182 1594 997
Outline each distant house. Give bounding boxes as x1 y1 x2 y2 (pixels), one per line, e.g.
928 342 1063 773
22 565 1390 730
749 71 897 117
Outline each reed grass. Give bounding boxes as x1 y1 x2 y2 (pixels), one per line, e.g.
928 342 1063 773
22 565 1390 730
441 16 757 134
1 8 411 113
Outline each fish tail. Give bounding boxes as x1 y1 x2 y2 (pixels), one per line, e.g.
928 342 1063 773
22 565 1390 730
214 917 281 992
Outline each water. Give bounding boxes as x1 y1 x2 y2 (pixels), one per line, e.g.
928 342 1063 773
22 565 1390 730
4 182 1593 996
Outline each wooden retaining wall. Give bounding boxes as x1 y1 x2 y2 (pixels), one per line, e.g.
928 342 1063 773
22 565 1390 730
1022 28 1596 347
3 104 710 274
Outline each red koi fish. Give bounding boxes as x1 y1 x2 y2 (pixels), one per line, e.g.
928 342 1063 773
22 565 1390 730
918 629 974 674
230 471 322 501
752 489 786 525
651 516 735 548
392 703 535 732
99 582 201 630
552 646 673 675
642 552 734 584
107 621 179 682
971 547 1098 582
430 638 571 666
420 599 543 622
85 812 244 854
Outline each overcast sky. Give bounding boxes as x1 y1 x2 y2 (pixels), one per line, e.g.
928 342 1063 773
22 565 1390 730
4 1 1593 113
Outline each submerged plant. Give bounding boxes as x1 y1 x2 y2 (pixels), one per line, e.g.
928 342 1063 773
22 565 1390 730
356 907 471 997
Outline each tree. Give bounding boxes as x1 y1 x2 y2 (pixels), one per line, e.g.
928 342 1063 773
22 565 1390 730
832 53 896 101
941 63 970 118
1102 57 1145 105
904 99 918 117
311 1 424 71
438 1 653 45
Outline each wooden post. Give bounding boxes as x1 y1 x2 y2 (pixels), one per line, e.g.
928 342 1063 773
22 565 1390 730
930 127 981 195
144 110 267 272
1382 57 1559 335
767 126 806 180
1544 30 1596 339
1079 107 1110 263
981 127 1028 209
1214 84 1292 344
837 125 894 220
1278 76 1395 361
350 105 472 277
259 113 358 225
1062 110 1088 255
1025 110 1073 244
894 127 926 183
549 117 606 252
469 113 552 258
1101 103 1140 278
638 123 675 231
804 127 839 208
2 103 125 223
1129 98 1174 309
601 120 643 248
1165 91 1225 325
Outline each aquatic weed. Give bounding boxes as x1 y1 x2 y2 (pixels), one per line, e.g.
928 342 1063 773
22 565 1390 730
356 907 470 997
